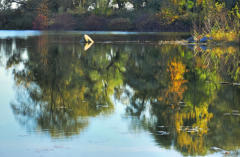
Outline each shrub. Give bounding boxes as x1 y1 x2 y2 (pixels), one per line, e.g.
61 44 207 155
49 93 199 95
156 8 179 26
50 14 76 30
210 30 239 42
134 14 160 31
33 0 48 30
33 14 48 30
108 18 133 30
84 15 107 30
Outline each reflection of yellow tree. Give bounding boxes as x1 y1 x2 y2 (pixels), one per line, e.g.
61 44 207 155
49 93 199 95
177 132 205 154
123 44 240 156
158 59 187 106
155 58 214 154
205 46 237 57
175 103 213 154
155 57 214 154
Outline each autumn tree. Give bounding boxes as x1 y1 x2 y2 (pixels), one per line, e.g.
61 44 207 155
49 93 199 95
33 0 48 30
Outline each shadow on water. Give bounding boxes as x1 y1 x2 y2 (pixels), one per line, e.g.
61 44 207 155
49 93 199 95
0 33 240 156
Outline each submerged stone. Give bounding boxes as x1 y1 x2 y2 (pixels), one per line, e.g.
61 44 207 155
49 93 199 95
200 45 207 51
200 36 213 43
187 36 195 43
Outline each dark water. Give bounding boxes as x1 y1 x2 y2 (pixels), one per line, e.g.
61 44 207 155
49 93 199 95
0 31 240 157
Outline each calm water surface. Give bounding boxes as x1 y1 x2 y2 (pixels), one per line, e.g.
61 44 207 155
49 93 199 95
0 31 239 157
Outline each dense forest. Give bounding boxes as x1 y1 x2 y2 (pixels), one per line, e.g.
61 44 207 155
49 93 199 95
0 0 239 37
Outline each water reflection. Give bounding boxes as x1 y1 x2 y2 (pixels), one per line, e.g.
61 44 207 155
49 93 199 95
0 35 240 156
124 44 240 156
1 36 123 138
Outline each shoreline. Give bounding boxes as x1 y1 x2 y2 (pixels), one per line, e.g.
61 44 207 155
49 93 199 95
0 30 238 45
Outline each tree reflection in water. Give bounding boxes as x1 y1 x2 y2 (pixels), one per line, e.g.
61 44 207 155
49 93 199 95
123 44 240 156
4 35 126 138
0 35 240 155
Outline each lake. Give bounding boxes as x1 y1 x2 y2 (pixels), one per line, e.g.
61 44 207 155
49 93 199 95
0 31 239 157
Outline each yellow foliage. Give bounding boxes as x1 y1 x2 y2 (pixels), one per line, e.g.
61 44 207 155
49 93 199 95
215 2 225 12
177 132 205 154
168 60 187 81
174 103 213 154
156 8 179 25
158 60 187 105
209 30 238 42
206 46 238 57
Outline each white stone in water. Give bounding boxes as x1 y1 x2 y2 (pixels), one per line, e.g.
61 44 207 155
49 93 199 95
84 34 94 43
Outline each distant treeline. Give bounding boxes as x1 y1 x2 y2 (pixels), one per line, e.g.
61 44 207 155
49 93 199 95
0 0 239 34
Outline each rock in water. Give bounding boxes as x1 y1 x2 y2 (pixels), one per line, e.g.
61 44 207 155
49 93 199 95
187 36 195 43
200 45 207 51
81 34 94 43
200 36 212 43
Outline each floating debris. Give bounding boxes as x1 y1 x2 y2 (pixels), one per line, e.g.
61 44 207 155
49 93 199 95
224 113 231 116
156 131 170 135
96 104 109 108
211 147 231 155
179 126 202 133
56 106 68 109
233 83 240 86
187 129 199 133
224 112 240 116
158 40 188 45
157 125 168 128
178 101 185 104
211 146 224 151
224 151 230 155
220 82 240 86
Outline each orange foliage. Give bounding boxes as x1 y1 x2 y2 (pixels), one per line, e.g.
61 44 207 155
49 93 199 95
33 0 48 30
161 60 187 105
33 14 48 30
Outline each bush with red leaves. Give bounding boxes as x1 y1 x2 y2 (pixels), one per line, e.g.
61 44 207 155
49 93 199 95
33 14 48 30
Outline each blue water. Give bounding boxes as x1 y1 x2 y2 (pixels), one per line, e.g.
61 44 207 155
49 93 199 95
0 31 239 157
